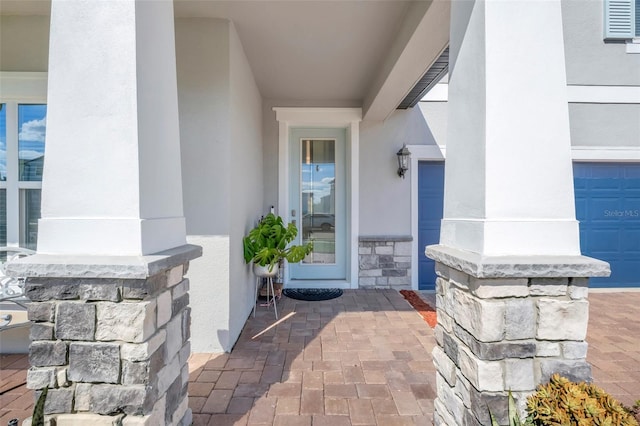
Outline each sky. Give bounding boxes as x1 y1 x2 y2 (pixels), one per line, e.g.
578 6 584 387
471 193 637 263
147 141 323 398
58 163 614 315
0 104 47 181
301 163 335 205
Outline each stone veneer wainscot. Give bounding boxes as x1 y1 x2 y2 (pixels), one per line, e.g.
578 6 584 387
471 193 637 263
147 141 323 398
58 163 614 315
358 236 412 288
6 244 202 426
425 245 610 426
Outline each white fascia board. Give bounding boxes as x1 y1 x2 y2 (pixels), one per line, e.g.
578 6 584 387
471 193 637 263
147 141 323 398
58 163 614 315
0 72 48 101
362 1 450 122
273 107 362 126
419 83 449 102
420 84 640 104
567 85 640 103
572 146 640 161
403 145 640 163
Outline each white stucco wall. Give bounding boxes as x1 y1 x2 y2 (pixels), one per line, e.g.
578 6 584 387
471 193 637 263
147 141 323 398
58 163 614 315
569 104 640 147
177 19 231 236
359 108 439 235
0 16 49 72
420 98 640 150
176 19 263 353
562 0 640 86
420 0 640 150
417 102 448 147
228 22 264 347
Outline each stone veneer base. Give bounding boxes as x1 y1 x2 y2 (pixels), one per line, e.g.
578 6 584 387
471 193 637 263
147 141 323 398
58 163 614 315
426 245 610 426
358 236 413 288
8 244 202 426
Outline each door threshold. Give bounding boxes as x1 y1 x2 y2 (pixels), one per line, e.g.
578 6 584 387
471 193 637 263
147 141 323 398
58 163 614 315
285 280 352 289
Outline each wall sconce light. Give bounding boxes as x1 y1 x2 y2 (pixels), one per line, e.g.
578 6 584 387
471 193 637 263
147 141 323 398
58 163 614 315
396 144 411 179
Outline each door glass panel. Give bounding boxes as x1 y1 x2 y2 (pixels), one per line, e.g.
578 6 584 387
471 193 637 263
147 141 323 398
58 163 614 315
301 139 336 264
18 104 47 181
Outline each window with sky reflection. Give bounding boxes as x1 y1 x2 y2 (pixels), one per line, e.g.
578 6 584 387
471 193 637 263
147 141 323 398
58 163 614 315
18 104 46 181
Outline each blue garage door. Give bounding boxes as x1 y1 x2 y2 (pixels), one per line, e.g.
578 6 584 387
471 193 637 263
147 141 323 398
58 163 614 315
418 162 445 290
574 163 640 288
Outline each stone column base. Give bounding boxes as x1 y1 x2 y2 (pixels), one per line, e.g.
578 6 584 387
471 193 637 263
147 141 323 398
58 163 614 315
7 245 202 426
426 245 609 426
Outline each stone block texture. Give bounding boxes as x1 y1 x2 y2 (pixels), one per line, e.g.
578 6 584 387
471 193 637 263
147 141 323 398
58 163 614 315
23 260 193 426
430 262 593 425
358 237 412 288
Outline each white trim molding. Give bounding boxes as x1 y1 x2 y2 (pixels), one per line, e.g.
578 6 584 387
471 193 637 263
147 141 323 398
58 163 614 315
566 85 640 103
419 83 448 102
419 83 640 104
626 38 640 54
572 146 640 161
273 107 362 289
0 72 48 101
407 144 446 290
0 73 48 249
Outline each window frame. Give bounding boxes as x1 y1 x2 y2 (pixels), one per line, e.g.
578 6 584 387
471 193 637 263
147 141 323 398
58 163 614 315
0 72 47 249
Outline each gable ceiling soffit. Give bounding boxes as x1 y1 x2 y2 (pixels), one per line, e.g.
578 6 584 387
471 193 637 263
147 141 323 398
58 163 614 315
362 0 450 122
173 0 412 103
1 0 445 108
0 1 50 15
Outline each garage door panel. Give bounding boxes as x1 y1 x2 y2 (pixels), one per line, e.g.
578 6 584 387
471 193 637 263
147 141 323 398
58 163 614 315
622 197 640 210
622 230 640 251
624 167 640 179
590 179 623 190
417 162 638 290
575 198 588 220
591 198 624 219
418 162 445 290
588 164 623 178
589 229 623 251
574 163 640 288
603 259 640 285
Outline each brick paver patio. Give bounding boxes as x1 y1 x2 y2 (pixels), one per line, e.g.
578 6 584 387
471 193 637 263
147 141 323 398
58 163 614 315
1 290 639 425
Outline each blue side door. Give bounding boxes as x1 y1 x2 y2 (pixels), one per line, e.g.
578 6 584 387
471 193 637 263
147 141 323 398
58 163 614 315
573 163 640 288
418 162 445 290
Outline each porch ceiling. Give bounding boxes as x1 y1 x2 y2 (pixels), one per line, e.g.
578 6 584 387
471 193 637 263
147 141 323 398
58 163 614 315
173 0 412 104
0 0 449 120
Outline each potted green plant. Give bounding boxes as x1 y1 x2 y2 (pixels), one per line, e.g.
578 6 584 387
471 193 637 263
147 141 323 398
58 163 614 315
243 213 313 277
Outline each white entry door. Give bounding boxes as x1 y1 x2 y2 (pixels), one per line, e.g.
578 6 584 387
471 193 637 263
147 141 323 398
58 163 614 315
289 128 347 280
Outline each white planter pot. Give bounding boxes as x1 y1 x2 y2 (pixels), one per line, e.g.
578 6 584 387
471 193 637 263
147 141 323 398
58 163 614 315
253 263 279 277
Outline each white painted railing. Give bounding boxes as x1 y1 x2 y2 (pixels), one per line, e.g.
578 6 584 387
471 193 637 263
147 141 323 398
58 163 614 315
0 247 35 330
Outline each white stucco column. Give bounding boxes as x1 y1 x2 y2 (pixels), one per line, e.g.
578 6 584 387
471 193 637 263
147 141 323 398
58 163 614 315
38 0 186 256
428 2 610 425
441 0 579 256
7 2 200 424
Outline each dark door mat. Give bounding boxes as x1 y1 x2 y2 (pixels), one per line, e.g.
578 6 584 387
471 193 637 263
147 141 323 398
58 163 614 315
283 288 343 301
